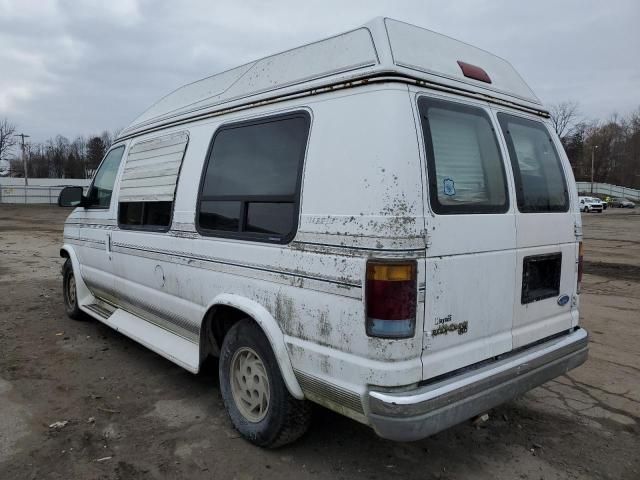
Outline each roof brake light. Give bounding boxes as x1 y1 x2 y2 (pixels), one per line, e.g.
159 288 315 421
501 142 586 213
457 61 492 84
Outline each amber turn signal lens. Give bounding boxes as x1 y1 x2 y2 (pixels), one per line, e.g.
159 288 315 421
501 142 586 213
366 263 415 282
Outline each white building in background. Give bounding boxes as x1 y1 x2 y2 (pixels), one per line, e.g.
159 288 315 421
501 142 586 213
0 177 90 187
0 177 90 204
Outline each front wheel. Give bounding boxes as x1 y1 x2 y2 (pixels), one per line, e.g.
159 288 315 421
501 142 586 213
62 258 84 320
219 319 312 448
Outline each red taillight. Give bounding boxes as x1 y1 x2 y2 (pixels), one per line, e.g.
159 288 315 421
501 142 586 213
457 60 492 84
577 241 584 294
366 261 417 338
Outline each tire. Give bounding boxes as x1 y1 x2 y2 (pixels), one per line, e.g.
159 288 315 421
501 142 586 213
219 319 312 448
62 258 84 320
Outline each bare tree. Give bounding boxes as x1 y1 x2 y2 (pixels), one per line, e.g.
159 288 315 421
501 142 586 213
0 117 17 161
100 130 113 149
86 136 106 174
71 136 89 178
549 101 580 138
51 135 70 178
111 127 123 142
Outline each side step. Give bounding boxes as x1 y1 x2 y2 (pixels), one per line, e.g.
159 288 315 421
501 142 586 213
84 301 115 320
80 303 200 373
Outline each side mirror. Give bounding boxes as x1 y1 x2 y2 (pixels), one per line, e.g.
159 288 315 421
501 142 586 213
58 186 85 207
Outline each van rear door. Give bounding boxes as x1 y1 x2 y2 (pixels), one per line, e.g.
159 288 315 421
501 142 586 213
415 94 517 380
496 112 578 349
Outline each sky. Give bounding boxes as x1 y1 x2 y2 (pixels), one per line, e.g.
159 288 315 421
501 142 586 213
1 0 639 145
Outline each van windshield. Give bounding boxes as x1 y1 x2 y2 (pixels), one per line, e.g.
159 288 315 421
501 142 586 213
498 114 569 212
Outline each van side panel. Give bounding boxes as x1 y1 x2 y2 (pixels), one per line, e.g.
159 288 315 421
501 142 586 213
287 86 427 398
109 87 426 419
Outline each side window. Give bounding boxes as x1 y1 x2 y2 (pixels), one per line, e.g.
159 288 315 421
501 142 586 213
86 146 125 209
498 114 569 212
197 113 310 243
118 131 189 230
418 98 509 214
119 201 173 228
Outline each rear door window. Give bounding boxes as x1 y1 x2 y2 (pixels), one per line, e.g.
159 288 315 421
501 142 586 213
418 97 509 214
498 114 569 212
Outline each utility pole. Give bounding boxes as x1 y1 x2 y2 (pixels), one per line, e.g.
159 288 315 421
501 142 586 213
15 132 30 186
590 145 598 194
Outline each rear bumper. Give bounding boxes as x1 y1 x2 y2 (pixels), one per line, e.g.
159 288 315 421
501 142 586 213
367 328 588 441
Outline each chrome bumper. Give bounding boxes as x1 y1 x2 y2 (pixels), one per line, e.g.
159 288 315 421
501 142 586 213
367 328 588 441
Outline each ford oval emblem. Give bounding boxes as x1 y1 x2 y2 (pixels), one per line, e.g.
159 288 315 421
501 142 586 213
557 294 570 306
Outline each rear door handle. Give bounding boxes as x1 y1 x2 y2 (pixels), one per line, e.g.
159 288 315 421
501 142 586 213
106 232 112 253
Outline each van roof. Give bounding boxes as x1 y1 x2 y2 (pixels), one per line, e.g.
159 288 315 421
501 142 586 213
120 17 544 139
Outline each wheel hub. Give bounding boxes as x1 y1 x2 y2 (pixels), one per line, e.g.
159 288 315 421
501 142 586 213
230 347 270 422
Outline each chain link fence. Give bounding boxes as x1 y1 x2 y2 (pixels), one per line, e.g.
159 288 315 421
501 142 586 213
0 180 91 204
0 185 68 204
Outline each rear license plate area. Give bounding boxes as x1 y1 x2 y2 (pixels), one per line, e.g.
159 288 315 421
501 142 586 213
521 253 562 304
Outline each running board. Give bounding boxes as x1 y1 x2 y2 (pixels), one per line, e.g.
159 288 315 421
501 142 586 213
84 301 115 320
80 304 200 373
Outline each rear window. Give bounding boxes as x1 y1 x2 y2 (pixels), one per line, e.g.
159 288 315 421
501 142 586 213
418 97 509 214
498 114 569 212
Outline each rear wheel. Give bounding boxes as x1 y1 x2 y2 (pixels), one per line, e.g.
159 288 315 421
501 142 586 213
219 319 312 448
62 259 83 320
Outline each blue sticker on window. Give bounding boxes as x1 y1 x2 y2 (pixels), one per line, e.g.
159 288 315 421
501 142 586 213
443 177 456 196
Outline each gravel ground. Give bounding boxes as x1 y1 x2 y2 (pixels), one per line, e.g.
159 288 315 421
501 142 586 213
0 205 638 480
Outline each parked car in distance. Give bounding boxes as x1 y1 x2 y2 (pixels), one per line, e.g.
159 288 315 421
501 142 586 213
579 196 603 213
56 17 588 447
589 196 606 211
587 197 606 211
600 197 608 210
610 197 636 208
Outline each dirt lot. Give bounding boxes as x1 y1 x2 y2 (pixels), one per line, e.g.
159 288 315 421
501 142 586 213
1 205 639 480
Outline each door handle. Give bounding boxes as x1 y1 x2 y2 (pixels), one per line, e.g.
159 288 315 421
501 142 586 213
106 232 112 253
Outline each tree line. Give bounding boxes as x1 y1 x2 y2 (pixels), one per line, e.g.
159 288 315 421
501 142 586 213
0 118 117 179
551 102 640 189
2 104 640 189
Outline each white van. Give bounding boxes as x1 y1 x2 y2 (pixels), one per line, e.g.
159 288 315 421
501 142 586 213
58 18 588 447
